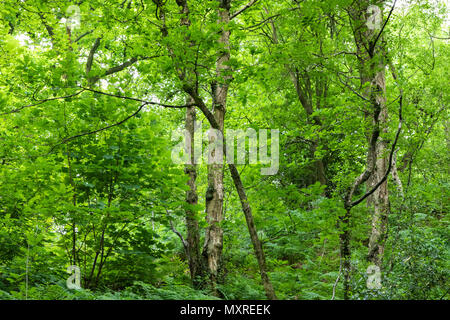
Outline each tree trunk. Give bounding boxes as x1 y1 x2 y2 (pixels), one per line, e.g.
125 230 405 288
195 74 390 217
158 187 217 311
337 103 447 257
350 0 390 268
367 135 390 267
339 208 351 300
228 164 278 299
183 85 278 300
201 0 230 294
175 0 277 299
184 96 204 288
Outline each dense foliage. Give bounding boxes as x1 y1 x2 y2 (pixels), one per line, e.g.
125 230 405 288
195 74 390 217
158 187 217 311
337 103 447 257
0 0 448 300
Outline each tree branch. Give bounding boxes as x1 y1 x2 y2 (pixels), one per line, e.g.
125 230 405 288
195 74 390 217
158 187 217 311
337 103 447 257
336 73 370 102
48 102 148 153
1 90 85 116
74 30 94 43
80 86 194 108
230 0 259 20
88 54 161 85
163 206 188 251
86 37 102 76
369 0 397 56
182 84 218 129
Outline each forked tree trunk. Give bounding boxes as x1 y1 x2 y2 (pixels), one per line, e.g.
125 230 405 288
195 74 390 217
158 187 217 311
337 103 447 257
184 84 278 300
165 0 277 299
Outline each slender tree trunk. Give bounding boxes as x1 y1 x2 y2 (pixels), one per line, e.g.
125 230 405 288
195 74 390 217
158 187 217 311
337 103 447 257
339 208 351 300
67 148 77 266
350 0 390 268
184 96 204 288
336 0 393 299
289 70 328 187
265 7 328 188
201 0 230 294
311 141 328 186
203 151 225 294
228 164 278 299
168 0 206 289
365 42 390 270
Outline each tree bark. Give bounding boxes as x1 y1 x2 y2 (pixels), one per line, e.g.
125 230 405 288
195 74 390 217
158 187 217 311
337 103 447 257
350 0 390 268
201 0 230 294
337 0 394 299
391 149 404 197
339 208 351 300
184 84 278 299
184 96 204 288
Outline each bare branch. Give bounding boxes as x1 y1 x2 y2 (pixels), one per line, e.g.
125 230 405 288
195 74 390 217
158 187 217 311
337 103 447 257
369 0 397 56
80 86 195 108
88 54 161 85
345 58 404 209
230 0 259 20
1 90 85 116
103 57 139 77
48 102 148 152
74 30 93 43
163 206 188 251
350 90 403 208
351 118 402 207
430 35 450 40
336 73 370 102
182 84 218 129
